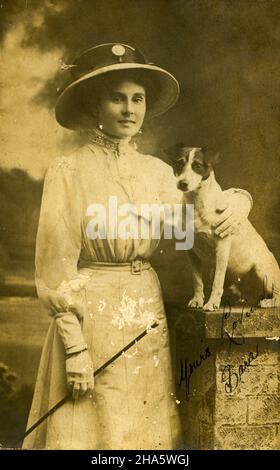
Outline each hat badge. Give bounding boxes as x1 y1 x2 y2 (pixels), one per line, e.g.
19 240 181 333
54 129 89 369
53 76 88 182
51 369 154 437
112 44 126 58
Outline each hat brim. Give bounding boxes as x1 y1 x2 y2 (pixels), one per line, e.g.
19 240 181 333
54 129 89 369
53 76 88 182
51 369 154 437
55 63 180 130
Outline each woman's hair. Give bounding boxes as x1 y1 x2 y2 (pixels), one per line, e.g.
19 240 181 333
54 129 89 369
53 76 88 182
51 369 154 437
79 69 160 120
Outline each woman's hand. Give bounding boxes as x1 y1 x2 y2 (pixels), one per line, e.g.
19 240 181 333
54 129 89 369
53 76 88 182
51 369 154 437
213 191 252 238
42 273 92 320
66 350 94 400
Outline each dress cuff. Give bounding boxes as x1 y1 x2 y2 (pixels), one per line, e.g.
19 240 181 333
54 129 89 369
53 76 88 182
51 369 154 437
229 188 253 210
65 344 88 355
55 314 87 353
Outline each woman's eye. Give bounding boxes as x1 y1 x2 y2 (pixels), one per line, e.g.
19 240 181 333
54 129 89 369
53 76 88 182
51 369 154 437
111 95 122 103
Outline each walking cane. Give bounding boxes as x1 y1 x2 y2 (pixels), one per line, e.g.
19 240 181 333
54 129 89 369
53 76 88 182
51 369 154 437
14 321 159 448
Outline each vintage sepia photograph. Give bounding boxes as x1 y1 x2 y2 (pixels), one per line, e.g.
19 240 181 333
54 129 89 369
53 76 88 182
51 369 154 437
0 0 280 452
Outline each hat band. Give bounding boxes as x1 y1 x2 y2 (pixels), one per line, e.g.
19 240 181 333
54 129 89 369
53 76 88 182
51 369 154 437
73 58 147 79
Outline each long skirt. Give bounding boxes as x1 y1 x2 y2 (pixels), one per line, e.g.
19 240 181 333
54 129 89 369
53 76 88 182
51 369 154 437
22 264 182 449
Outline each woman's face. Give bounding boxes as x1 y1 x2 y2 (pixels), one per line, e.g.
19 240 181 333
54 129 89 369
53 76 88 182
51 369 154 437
97 79 146 139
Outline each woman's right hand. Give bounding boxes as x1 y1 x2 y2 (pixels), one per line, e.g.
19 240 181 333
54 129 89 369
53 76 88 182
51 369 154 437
65 350 94 400
37 274 92 320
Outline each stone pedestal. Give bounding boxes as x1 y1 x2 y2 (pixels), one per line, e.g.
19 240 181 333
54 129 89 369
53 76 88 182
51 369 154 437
167 304 280 450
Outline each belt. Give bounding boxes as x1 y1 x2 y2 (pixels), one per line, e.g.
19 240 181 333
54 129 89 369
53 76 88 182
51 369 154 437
79 259 151 275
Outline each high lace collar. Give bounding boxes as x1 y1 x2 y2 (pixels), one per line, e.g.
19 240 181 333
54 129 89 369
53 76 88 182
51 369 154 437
86 127 135 157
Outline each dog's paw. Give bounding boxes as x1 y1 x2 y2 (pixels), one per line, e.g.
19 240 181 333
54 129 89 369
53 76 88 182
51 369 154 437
188 297 204 309
203 299 221 311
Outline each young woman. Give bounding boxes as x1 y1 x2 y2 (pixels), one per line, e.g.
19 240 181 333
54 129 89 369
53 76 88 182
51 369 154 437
23 43 252 449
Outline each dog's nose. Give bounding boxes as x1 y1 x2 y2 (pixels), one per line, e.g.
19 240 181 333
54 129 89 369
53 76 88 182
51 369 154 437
177 180 189 191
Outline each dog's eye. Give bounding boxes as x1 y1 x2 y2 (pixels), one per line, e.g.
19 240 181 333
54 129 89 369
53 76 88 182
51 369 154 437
172 166 179 176
192 161 204 171
172 160 185 176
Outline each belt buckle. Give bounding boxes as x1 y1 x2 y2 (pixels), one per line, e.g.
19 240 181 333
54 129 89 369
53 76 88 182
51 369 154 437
131 259 142 275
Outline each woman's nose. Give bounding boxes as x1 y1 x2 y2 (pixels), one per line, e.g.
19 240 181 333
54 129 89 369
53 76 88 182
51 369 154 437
122 99 134 115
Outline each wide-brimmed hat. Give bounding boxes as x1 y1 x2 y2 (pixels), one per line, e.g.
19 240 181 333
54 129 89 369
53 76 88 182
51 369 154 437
55 43 180 130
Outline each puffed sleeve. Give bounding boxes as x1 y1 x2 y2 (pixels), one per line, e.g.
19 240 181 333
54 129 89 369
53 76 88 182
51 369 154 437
35 155 88 354
223 188 253 210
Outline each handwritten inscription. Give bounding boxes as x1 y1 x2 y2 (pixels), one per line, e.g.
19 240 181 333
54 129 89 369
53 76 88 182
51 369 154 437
220 297 261 392
179 346 211 398
221 343 259 393
221 300 256 346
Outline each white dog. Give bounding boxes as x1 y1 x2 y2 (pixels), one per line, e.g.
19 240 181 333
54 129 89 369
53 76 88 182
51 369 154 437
167 145 280 311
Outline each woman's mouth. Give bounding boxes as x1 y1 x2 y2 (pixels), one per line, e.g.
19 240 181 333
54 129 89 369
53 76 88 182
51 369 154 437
118 120 136 125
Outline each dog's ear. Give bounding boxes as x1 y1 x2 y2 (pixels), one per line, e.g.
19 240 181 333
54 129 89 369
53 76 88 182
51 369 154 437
210 152 221 165
203 148 221 165
164 142 188 162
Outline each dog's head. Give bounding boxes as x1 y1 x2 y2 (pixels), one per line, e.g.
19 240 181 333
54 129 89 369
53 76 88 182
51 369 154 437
165 144 220 192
